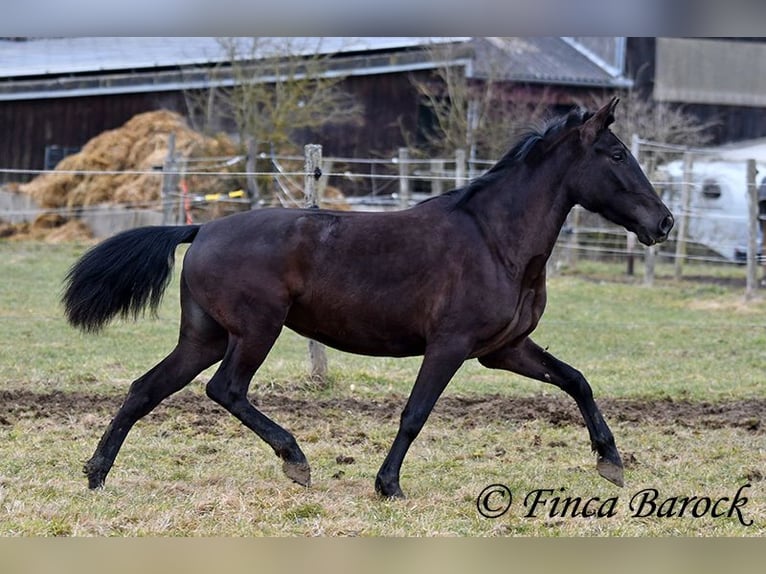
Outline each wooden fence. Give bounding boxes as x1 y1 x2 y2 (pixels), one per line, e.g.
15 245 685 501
5 137 766 380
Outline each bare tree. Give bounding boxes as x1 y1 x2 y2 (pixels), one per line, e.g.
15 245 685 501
185 37 363 151
182 38 363 205
582 87 717 149
409 46 551 162
412 42 715 166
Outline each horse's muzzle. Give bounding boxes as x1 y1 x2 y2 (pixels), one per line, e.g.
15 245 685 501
657 214 674 242
636 213 674 246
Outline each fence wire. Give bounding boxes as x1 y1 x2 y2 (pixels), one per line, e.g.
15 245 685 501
2 144 765 293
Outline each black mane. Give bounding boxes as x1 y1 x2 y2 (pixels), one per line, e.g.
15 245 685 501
452 107 591 209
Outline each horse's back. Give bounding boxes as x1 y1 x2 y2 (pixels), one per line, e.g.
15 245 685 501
188 203 458 281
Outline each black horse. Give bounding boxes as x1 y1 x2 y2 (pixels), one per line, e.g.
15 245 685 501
63 98 673 498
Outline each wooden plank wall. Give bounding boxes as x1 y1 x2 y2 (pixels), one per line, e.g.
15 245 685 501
0 91 186 184
0 74 422 186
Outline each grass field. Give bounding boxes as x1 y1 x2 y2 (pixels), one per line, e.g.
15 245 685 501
0 240 764 536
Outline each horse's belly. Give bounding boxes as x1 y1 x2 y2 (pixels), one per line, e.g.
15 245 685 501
284 305 426 358
469 287 543 357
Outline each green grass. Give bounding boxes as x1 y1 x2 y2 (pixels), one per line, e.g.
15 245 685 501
4 241 764 402
0 241 764 536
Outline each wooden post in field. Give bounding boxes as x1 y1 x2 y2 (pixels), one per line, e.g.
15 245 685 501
644 150 658 286
674 151 693 281
626 232 637 276
161 133 177 225
246 137 261 208
304 144 322 207
398 147 410 209
626 135 640 276
455 148 467 188
304 144 328 383
431 158 445 196
746 158 759 300
644 240 656 286
176 158 187 225
565 206 581 270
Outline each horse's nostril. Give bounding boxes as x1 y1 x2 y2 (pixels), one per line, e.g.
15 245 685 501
659 214 674 235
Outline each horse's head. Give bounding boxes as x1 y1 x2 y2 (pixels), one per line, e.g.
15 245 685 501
567 97 674 246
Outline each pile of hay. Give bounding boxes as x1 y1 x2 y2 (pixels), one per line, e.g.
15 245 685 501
6 109 352 243
19 110 239 210
0 214 93 243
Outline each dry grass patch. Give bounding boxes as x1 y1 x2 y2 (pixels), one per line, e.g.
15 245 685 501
1 243 765 536
1 395 763 536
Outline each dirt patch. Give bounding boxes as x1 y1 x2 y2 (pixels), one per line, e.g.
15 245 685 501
686 297 764 313
0 389 762 434
679 275 747 289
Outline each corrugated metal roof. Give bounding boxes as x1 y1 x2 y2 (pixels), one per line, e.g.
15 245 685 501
0 37 467 79
474 37 630 87
0 37 225 77
0 36 628 100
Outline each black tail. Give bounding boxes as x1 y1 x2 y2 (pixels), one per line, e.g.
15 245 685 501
62 225 201 333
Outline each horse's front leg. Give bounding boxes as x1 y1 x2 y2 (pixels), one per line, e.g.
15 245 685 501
375 341 468 498
479 337 624 487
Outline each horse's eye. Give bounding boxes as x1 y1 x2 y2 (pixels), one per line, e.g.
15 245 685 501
611 150 626 162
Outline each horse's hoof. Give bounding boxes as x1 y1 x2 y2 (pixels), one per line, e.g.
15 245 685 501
381 490 406 500
87 476 105 490
283 460 311 487
374 478 406 499
83 460 106 490
597 457 624 487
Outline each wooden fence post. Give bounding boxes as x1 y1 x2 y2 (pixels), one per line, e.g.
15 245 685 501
304 144 322 208
398 147 410 209
161 133 177 225
626 134 640 276
565 206 581 270
246 137 261 209
746 158 759 300
455 148 467 188
176 158 187 225
643 149 657 286
674 151 693 281
431 158 445 196
304 144 328 383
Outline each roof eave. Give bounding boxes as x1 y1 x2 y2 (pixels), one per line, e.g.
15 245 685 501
474 73 634 89
0 52 473 101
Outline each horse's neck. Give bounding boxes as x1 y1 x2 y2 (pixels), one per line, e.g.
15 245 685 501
466 167 573 263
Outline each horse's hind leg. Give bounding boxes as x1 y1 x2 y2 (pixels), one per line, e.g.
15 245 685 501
85 282 227 489
205 325 311 487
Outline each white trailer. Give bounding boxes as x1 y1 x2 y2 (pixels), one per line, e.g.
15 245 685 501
655 139 766 262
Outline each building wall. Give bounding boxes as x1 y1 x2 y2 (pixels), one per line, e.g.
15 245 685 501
0 91 186 184
626 37 766 145
0 72 428 186
308 71 426 158
8 39 766 188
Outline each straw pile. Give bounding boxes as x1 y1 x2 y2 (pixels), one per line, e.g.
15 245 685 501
5 109 351 242
0 215 93 243
19 110 238 209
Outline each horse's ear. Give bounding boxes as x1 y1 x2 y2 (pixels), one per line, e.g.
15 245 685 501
580 96 618 145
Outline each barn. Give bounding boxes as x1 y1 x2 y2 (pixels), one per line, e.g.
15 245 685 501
0 37 633 186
